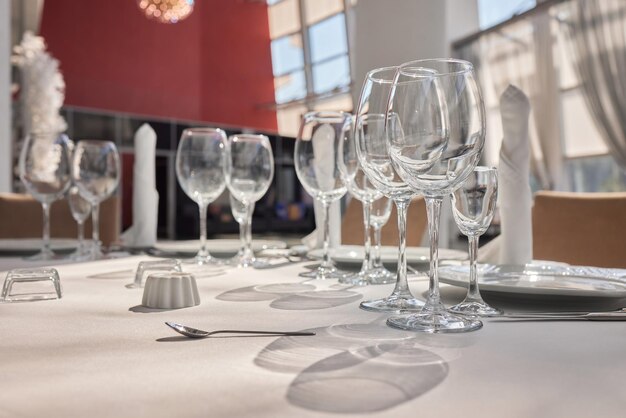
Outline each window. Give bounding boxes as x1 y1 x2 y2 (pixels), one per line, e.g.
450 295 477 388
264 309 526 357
478 0 536 29
267 0 353 136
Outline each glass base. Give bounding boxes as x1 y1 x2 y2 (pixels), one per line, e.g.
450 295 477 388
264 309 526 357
360 294 424 313
449 300 503 317
25 248 61 261
387 311 483 333
299 265 351 280
183 253 222 266
367 266 396 285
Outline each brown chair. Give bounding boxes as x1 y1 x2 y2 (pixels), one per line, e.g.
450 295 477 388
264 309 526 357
342 197 427 246
532 191 626 268
0 193 121 246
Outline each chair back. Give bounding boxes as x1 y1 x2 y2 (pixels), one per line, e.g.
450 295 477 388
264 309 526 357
532 191 626 268
342 197 427 247
0 193 120 246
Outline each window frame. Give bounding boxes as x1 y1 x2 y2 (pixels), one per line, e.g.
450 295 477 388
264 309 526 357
268 0 353 111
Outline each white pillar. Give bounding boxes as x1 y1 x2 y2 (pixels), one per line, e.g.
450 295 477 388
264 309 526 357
0 0 12 193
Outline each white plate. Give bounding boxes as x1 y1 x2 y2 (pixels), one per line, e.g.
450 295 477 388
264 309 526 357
155 239 287 256
0 238 78 253
308 245 467 266
439 264 626 298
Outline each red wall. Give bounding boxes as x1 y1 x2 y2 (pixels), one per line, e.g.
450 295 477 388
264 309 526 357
39 0 277 132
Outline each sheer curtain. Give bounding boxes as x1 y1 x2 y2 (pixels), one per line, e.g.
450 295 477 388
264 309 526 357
457 12 568 190
562 0 626 170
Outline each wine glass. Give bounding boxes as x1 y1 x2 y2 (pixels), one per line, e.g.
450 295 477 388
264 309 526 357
295 111 351 280
176 128 227 265
386 58 486 333
72 140 121 260
339 118 383 286
449 167 502 316
354 67 423 311
19 132 72 260
369 195 395 284
67 186 92 260
225 134 274 267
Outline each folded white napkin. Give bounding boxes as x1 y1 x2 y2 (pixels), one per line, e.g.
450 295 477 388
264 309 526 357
302 124 341 249
479 85 533 264
121 123 159 247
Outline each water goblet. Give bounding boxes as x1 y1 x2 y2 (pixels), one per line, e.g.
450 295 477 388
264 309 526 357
176 128 227 265
225 134 274 267
19 132 72 260
354 67 423 311
67 186 92 260
72 140 121 260
294 111 352 280
386 58 485 333
368 195 395 284
449 167 502 316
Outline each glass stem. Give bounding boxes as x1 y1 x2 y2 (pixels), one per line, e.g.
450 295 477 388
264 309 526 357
392 198 410 295
238 220 246 255
467 234 481 301
42 202 51 254
77 221 85 252
244 206 253 257
361 201 372 272
425 196 443 308
321 200 332 269
373 226 382 268
198 202 208 257
91 203 100 254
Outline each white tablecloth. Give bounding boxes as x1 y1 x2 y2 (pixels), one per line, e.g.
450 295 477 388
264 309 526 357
1 255 625 418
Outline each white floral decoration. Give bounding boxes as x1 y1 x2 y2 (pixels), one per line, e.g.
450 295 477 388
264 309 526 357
12 31 67 135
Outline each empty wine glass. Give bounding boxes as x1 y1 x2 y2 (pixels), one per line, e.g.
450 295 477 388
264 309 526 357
67 186 92 260
225 134 274 267
386 58 485 333
354 67 423 311
339 118 383 286
72 140 121 260
229 193 255 266
449 167 502 316
295 111 351 280
19 132 72 260
369 195 395 284
176 128 227 265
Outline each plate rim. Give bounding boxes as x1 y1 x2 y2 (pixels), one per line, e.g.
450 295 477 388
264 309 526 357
308 245 467 264
154 239 288 254
439 263 626 298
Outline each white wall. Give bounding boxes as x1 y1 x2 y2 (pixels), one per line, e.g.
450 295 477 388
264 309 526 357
0 0 12 192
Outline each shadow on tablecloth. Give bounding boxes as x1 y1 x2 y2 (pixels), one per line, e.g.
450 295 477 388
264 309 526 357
253 317 478 413
216 282 362 310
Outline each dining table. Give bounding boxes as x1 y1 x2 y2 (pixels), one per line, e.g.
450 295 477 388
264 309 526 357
1 250 625 418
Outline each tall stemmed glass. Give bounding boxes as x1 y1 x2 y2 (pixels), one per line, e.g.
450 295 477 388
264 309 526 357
354 67 423 311
295 111 351 280
229 193 255 266
386 58 485 333
339 121 383 286
67 186 92 260
225 134 274 268
449 167 502 316
72 140 120 260
176 128 227 265
369 195 395 284
19 132 72 260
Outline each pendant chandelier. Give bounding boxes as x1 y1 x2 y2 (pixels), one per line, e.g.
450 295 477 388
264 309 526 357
137 0 194 24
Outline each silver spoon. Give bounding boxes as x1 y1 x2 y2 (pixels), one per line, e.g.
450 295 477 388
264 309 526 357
165 322 316 338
